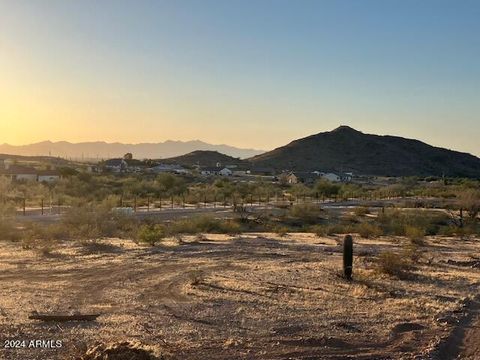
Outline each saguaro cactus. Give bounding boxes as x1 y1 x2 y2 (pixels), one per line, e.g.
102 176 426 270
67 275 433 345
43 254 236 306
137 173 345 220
343 235 353 280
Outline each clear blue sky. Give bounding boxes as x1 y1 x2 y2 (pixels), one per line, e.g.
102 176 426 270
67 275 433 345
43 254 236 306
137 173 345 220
0 0 479 156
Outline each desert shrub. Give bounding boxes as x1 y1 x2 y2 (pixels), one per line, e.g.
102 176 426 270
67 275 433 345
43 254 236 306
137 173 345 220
403 243 423 263
316 223 355 236
288 203 323 224
405 225 425 245
376 251 411 278
377 209 449 237
23 222 70 241
137 224 165 246
168 215 241 235
0 219 21 241
354 206 370 216
273 225 289 237
61 204 137 240
310 224 327 237
355 222 383 239
458 189 480 220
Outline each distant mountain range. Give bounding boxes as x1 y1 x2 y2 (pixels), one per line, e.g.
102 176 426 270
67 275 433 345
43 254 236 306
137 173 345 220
249 126 480 177
2 127 479 177
0 140 264 160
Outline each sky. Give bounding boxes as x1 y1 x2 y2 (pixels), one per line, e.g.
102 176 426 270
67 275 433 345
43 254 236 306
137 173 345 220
0 0 479 156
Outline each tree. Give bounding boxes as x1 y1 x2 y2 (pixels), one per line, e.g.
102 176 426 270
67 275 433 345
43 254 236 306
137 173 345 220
314 179 340 197
459 189 480 221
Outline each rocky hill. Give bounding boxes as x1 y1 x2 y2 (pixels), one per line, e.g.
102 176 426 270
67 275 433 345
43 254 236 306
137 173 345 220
248 126 480 177
162 150 246 168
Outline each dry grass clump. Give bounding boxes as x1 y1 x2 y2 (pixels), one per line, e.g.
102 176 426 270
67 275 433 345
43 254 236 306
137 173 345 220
80 341 167 360
354 206 370 216
0 219 21 241
405 225 425 245
311 223 355 237
273 225 289 237
62 205 137 240
356 222 383 239
168 215 242 235
288 203 323 224
376 251 412 278
377 209 451 236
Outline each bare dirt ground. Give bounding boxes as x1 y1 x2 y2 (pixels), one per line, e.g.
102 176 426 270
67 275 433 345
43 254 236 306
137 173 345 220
0 233 479 360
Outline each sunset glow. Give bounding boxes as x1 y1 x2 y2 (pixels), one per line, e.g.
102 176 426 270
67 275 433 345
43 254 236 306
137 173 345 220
0 0 479 155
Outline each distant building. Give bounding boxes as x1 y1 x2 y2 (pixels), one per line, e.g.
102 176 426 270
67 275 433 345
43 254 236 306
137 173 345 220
0 165 38 181
104 158 128 173
322 173 341 182
279 172 299 184
0 165 60 183
313 172 341 182
218 167 233 176
232 170 248 176
341 172 353 182
200 167 219 176
37 170 61 183
292 171 319 184
150 164 189 174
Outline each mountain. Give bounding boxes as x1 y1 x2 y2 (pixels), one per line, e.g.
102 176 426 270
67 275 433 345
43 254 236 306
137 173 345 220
162 150 246 167
248 126 480 177
0 140 264 160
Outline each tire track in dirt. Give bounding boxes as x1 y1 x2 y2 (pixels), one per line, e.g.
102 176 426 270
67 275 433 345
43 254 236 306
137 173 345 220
429 295 480 360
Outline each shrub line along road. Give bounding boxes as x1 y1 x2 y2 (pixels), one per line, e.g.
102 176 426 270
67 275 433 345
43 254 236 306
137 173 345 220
15 198 454 224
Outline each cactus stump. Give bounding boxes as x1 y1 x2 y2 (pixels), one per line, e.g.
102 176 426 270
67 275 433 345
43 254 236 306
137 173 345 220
343 235 353 280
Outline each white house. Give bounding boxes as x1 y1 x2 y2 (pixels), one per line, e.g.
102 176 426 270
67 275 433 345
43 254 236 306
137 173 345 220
317 172 341 182
200 167 220 176
150 164 189 174
0 165 38 181
342 172 353 182
37 170 61 183
218 167 233 176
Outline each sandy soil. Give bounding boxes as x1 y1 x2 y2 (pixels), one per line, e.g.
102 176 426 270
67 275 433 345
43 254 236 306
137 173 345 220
0 233 479 360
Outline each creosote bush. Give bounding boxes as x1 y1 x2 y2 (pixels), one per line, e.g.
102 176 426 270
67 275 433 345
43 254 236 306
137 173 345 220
405 225 425 245
0 219 21 241
376 251 411 278
354 206 370 216
168 215 241 235
356 223 383 239
137 224 166 246
273 225 289 237
288 203 323 224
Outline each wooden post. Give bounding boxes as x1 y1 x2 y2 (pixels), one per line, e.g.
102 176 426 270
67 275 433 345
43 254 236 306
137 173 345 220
171 196 174 209
159 195 162 209
134 196 137 213
147 197 150 212
23 197 26 216
41 199 44 215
